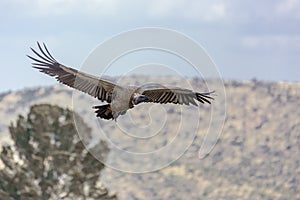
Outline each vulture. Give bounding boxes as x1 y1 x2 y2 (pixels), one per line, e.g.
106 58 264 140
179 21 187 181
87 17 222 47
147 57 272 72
28 42 214 120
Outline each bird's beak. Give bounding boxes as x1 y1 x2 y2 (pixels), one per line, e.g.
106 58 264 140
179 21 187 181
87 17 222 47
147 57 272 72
135 95 149 104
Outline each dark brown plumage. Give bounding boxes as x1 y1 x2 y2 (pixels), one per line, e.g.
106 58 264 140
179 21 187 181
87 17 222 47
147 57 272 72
28 42 214 120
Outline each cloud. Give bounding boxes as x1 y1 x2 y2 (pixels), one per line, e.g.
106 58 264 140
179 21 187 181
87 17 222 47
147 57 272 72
275 0 300 19
3 0 300 25
241 35 300 49
0 0 118 17
145 0 227 22
1 0 228 22
34 0 118 16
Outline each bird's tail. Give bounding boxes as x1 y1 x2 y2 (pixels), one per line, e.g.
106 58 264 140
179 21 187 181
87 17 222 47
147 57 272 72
93 104 114 120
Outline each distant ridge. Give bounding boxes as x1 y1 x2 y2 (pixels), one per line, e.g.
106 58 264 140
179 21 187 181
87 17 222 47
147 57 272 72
0 78 299 199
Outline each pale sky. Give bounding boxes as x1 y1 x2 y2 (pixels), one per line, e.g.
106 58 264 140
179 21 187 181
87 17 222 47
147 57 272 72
1 0 299 93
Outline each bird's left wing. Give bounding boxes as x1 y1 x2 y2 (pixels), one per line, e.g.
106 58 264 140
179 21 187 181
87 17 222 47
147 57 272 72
28 42 121 103
136 84 214 106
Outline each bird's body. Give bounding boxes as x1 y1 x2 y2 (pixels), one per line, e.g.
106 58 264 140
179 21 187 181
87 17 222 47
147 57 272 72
28 42 214 120
110 86 136 118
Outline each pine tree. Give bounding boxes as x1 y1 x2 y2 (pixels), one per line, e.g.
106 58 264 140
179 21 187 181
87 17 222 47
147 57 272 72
0 104 117 200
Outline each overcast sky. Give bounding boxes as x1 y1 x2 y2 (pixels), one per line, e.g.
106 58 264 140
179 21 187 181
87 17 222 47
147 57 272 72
1 0 299 93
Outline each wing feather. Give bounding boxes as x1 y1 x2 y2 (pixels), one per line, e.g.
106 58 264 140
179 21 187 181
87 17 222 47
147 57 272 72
28 42 121 102
139 86 214 106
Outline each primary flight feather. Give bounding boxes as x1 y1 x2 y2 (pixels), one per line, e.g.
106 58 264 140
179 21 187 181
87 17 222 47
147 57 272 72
28 42 214 120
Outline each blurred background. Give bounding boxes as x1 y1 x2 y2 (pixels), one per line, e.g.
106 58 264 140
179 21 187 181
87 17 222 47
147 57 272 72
0 1 299 199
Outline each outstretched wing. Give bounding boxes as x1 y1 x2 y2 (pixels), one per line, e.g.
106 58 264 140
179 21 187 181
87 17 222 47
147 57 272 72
137 84 214 106
28 42 120 103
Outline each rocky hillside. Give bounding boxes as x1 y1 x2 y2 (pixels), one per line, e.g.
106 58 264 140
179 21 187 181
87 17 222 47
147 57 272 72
0 78 299 199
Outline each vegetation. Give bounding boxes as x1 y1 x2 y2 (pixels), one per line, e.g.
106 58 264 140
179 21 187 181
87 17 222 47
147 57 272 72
0 78 299 199
0 104 116 200
98 80 300 200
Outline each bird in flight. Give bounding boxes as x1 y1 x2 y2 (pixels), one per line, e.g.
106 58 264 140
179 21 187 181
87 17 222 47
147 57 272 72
28 42 214 120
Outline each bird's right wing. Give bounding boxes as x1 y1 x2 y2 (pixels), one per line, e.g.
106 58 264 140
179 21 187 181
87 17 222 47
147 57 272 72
137 84 214 106
28 42 122 103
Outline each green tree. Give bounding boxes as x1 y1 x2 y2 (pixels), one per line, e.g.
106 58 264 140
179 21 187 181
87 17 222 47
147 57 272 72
0 104 117 200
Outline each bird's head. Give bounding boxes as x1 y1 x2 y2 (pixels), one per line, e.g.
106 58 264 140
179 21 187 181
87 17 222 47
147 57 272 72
132 94 149 105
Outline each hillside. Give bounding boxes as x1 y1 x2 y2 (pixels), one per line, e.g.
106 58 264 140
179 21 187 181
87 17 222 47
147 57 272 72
0 78 299 199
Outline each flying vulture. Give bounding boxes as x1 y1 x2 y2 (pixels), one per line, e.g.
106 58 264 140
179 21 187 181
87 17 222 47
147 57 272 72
28 42 214 120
